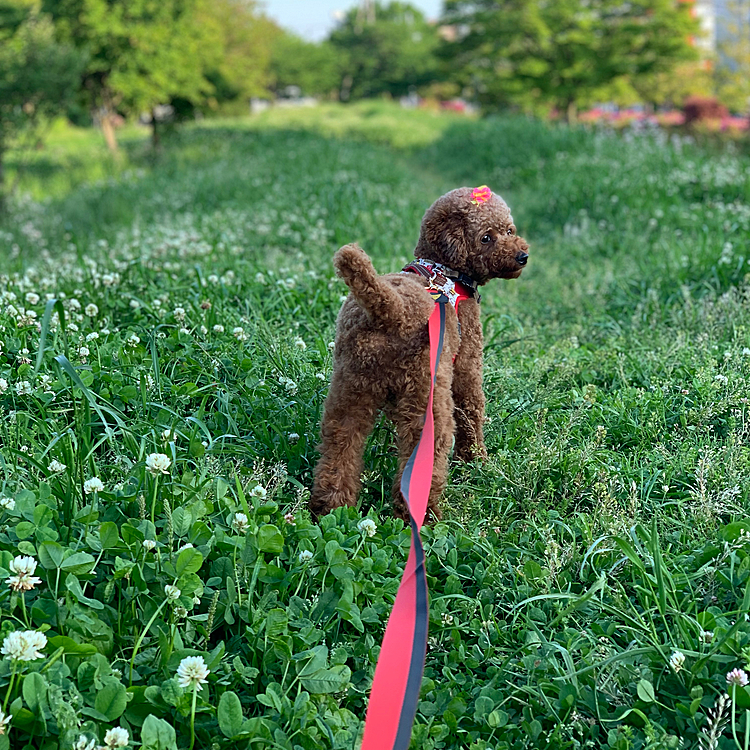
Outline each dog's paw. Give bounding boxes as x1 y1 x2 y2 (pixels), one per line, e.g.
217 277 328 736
309 488 355 519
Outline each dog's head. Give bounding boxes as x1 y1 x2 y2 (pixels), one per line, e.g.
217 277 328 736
415 187 529 284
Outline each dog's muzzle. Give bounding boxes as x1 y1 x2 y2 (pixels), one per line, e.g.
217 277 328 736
515 252 529 266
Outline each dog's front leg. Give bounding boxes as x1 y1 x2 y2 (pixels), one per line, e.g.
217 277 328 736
452 300 487 462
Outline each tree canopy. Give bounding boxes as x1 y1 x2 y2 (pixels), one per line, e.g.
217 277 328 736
329 2 441 100
43 0 277 146
0 1 84 202
270 34 341 98
441 0 700 119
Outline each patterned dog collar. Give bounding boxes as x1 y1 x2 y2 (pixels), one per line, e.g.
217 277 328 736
401 259 479 309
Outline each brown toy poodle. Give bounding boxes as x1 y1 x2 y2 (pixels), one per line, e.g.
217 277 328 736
310 186 530 521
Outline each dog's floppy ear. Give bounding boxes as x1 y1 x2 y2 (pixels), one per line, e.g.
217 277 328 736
418 200 470 268
437 222 469 267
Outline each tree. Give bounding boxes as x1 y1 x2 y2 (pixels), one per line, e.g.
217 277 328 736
0 2 84 208
716 0 750 114
200 0 280 111
44 0 223 150
441 0 700 120
329 2 441 100
270 34 342 98
630 61 714 110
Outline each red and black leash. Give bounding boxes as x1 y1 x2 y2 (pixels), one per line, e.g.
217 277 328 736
361 300 447 750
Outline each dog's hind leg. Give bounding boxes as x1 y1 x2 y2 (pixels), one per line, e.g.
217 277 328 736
390 370 455 524
310 373 381 518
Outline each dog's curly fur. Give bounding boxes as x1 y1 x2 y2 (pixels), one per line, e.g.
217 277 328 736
310 187 530 521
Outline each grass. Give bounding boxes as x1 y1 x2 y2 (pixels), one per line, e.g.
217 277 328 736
1 102 750 749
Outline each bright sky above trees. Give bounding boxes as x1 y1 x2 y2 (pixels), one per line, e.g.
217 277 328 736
263 0 443 40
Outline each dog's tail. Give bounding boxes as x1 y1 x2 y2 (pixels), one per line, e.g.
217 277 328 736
334 244 405 327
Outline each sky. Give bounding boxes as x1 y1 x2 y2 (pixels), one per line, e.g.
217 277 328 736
261 0 444 41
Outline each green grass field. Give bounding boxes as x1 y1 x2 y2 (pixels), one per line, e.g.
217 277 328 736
2 102 750 749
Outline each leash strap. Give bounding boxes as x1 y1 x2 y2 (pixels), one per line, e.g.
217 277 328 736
361 301 446 750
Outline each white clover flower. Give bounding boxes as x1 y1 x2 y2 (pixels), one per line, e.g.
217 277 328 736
101 328 110 335
279 376 297 394
255 272 266 284
250 485 267 499
1 630 46 661
233 326 248 342
142 540 156 552
161 428 175 441
78 346 90 358
25 292 40 305
173 307 186 322
103 726 129 748
126 333 140 348
164 584 181 601
207 274 219 284
9 556 38 577
67 323 79 333
15 381 32 396
129 300 140 310
48 459 66 473
200 325 208 335
178 542 194 551
22 631 47 659
232 513 250 534
179 327 190 336
68 298 81 311
728 668 749 687
72 735 96 750
1 632 26 660
7 555 42 592
176 655 210 689
213 324 224 333
315 372 326 381
298 549 313 563
715 374 728 384
86 331 99 342
358 518 378 537
85 303 99 317
669 650 685 672
175 605 188 618
288 432 300 442
193 595 201 606
145 453 171 476
0 496 15 511
700 629 714 644
293 337 306 350
0 709 10 736
743 348 750 357
0 379 7 393
83 477 105 494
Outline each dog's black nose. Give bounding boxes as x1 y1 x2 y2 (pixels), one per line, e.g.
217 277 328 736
516 252 529 266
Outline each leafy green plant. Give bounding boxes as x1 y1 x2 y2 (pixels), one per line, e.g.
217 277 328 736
0 105 749 748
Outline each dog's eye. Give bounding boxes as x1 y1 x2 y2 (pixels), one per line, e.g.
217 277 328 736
506 228 514 235
481 233 492 244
